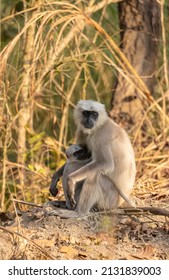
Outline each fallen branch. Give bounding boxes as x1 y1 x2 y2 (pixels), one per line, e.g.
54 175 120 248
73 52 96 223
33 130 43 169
12 199 169 217
122 206 169 217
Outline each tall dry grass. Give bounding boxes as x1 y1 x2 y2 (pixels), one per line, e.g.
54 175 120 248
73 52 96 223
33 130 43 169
0 0 168 210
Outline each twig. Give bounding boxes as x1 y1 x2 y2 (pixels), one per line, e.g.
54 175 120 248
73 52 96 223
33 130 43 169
13 199 43 208
0 226 55 259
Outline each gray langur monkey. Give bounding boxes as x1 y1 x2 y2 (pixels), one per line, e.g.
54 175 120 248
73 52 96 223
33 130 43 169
49 144 91 209
48 100 136 218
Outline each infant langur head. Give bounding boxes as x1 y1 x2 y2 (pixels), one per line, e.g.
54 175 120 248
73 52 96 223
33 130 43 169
74 100 108 132
66 144 91 162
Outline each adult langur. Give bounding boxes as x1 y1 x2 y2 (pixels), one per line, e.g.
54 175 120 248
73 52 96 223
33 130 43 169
48 100 136 218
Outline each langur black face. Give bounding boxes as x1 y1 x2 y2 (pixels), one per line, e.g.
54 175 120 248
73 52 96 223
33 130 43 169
73 148 91 160
81 110 98 129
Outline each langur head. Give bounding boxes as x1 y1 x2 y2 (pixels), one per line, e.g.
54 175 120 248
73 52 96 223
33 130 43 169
66 144 91 161
74 100 108 132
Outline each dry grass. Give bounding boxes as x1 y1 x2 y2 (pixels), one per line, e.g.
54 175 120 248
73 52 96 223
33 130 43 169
0 0 168 210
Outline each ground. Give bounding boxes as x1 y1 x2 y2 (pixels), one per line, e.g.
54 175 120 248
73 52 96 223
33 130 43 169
0 193 169 260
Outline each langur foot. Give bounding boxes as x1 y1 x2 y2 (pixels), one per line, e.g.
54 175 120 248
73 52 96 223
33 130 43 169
45 207 79 218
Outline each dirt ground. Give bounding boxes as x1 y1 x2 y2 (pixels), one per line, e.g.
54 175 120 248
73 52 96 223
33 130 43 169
0 193 169 260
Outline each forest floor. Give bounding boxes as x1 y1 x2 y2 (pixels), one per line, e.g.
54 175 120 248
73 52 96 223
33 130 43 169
0 191 169 260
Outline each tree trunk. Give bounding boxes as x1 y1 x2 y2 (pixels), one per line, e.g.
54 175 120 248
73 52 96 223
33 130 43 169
17 0 38 186
110 0 161 131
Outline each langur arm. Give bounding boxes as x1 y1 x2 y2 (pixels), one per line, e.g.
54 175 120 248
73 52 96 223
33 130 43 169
67 149 114 207
49 163 66 196
68 147 114 189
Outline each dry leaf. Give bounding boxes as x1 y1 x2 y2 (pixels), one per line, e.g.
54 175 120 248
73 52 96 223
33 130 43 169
131 245 157 260
60 246 78 257
58 234 68 243
78 251 88 258
140 244 157 259
33 239 55 247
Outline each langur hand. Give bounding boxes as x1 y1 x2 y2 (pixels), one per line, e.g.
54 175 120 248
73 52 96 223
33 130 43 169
49 174 60 196
67 176 76 209
49 183 59 197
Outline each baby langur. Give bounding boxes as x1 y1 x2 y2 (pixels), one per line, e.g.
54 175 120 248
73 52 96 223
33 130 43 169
48 100 136 218
49 144 91 209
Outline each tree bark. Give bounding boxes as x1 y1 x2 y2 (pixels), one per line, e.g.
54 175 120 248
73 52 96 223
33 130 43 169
110 0 161 131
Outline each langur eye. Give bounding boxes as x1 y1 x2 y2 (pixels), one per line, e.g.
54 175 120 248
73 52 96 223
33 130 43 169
92 111 98 119
82 110 89 117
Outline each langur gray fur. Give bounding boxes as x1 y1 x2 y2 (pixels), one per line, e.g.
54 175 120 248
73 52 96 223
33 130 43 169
48 100 136 218
49 144 91 209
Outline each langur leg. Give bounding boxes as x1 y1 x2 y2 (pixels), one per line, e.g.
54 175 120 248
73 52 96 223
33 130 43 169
76 175 119 214
97 175 135 209
76 177 101 215
96 175 119 210
45 179 99 218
